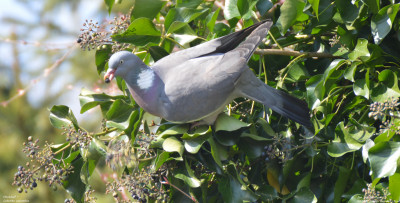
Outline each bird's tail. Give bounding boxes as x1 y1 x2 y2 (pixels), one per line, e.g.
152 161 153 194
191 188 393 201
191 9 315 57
236 70 312 127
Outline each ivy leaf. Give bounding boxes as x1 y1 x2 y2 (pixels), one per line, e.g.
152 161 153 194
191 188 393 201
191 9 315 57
256 0 273 16
348 39 370 61
292 187 317 203
79 89 123 114
49 105 79 130
105 99 134 130
174 160 201 188
389 173 400 201
181 126 212 154
353 79 369 99
308 0 319 20
368 141 400 178
206 7 220 32
371 4 400 44
278 0 306 33
215 114 249 132
224 0 241 20
162 136 184 160
63 157 86 203
218 173 258 202
112 18 161 46
131 0 165 20
148 46 169 62
95 45 111 74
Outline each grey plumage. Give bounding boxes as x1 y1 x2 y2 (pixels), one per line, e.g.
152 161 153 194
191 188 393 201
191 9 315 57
104 20 312 127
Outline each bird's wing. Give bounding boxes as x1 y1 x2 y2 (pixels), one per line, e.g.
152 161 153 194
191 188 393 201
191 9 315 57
152 20 273 78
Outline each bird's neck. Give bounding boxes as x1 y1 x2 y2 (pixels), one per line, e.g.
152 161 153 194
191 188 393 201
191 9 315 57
125 67 162 116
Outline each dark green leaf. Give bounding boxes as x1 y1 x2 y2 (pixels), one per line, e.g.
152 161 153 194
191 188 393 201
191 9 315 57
278 0 306 33
95 45 111 74
49 105 79 130
206 7 220 32
256 0 273 16
335 0 359 23
218 174 258 202
182 126 212 154
79 89 123 114
63 157 86 203
308 0 319 20
291 187 317 203
112 18 161 46
333 167 351 203
215 114 249 132
148 46 169 61
368 141 400 178
80 159 97 185
164 8 208 31
353 79 369 99
131 0 164 20
174 160 201 188
105 99 134 130
371 4 400 44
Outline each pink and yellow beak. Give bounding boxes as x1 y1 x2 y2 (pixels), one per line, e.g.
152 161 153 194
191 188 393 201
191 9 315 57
104 69 116 83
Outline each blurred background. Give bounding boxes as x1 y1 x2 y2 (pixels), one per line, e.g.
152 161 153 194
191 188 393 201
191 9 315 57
0 0 132 201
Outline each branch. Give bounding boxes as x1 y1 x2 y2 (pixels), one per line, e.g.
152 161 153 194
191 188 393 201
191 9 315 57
254 48 342 59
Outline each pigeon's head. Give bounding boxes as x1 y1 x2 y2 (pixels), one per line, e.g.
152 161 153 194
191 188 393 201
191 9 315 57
104 51 143 83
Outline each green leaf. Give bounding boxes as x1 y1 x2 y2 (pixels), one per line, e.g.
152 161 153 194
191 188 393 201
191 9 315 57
164 8 208 31
363 0 380 14
371 70 400 102
308 0 319 20
80 159 97 185
104 0 114 15
215 114 249 132
79 89 123 114
335 0 359 23
218 174 258 202
389 173 400 201
353 79 369 99
368 141 400 178
175 160 201 188
206 7 220 32
85 138 107 161
95 45 111 74
148 46 169 62
63 157 85 203
362 139 375 163
182 126 212 154
162 136 184 160
131 0 164 20
237 0 249 17
371 4 400 44
328 121 374 157
105 99 134 130
159 124 188 138
333 167 351 203
344 63 358 82
224 0 241 20
207 137 228 167
256 0 273 16
112 18 161 46
348 38 370 61
278 0 306 33
49 105 79 130
291 187 317 203
155 151 170 171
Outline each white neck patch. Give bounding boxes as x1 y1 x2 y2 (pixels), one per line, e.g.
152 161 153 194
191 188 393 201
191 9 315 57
137 69 155 90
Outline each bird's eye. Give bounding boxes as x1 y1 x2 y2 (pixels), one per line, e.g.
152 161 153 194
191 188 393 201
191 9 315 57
120 60 124 64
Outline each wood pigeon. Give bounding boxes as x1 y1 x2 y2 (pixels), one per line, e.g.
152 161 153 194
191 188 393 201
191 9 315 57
104 20 312 127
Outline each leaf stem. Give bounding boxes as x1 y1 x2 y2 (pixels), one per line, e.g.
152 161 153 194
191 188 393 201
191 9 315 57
162 177 199 203
93 127 118 137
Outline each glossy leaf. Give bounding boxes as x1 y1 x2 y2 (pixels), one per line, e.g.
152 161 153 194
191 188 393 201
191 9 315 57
215 113 249 132
162 136 184 160
368 141 400 178
148 46 169 62
63 157 85 203
278 0 306 32
104 0 114 15
95 45 111 74
371 4 400 44
131 0 164 20
112 18 161 46
49 105 79 130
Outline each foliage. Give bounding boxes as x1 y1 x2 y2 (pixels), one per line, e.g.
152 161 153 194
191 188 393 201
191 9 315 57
12 0 400 202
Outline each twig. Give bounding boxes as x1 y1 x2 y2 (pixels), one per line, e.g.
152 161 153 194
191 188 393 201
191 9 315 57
254 48 342 59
